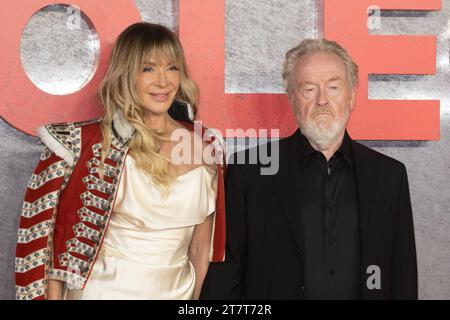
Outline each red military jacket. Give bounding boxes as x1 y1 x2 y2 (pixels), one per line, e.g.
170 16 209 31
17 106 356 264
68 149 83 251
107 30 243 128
15 112 226 300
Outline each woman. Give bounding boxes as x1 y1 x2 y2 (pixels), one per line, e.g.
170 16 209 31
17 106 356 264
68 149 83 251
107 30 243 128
15 22 226 300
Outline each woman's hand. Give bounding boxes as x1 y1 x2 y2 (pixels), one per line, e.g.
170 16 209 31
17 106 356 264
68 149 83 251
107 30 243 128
47 279 64 300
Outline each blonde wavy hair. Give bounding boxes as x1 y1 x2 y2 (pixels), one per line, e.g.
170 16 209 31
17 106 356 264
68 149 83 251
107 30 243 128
98 22 199 187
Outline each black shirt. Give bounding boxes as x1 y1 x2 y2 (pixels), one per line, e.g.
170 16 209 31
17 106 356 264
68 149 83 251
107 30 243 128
297 131 361 299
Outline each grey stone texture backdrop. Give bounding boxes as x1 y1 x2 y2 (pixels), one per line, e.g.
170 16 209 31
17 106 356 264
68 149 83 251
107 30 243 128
1 0 449 299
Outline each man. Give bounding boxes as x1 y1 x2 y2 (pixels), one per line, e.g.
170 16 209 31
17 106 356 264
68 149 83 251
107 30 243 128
201 39 417 299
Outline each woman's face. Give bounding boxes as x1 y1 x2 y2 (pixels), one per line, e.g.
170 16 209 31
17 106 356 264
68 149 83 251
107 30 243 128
135 55 181 116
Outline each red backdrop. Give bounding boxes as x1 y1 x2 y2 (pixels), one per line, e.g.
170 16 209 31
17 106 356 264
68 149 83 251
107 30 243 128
0 0 441 139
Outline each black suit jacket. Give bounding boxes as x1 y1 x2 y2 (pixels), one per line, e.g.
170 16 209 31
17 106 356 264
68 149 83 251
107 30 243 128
201 129 418 300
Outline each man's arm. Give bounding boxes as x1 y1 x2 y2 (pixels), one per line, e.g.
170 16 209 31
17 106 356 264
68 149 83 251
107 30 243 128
391 165 418 299
200 161 247 299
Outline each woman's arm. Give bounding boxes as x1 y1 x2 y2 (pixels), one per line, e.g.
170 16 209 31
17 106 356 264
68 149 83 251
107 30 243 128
47 279 64 300
189 213 214 300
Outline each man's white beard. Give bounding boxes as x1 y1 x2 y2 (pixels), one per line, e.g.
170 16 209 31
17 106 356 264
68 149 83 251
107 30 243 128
299 113 349 151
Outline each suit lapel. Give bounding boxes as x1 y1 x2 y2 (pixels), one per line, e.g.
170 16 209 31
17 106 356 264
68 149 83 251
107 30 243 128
272 130 304 250
352 141 384 299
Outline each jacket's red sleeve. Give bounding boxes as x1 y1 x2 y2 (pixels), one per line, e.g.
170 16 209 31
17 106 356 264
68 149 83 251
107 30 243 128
15 148 69 300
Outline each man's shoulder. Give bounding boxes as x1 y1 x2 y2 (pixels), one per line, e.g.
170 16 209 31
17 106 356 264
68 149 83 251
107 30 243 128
226 131 296 176
351 140 407 173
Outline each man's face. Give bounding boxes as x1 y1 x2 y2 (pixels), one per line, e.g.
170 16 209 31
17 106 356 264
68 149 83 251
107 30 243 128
292 52 356 149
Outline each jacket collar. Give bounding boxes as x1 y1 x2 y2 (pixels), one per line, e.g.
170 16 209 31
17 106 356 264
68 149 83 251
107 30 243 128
351 140 384 299
297 130 354 171
111 100 194 143
272 129 304 251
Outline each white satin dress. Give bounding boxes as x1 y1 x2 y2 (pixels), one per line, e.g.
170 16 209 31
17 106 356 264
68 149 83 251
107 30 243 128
65 155 218 300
